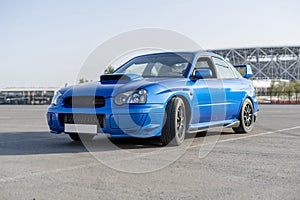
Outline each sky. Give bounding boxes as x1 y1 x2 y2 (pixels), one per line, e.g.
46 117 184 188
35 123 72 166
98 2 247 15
0 0 300 88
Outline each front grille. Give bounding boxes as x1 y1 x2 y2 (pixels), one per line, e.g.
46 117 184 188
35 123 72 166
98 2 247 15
63 96 105 108
59 113 106 128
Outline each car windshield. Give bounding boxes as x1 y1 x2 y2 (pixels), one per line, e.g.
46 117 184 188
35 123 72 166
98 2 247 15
114 53 193 78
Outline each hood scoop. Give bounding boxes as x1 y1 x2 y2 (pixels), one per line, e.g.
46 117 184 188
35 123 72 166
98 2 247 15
100 74 143 84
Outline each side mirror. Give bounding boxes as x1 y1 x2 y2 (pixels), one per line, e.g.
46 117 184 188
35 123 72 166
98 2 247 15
234 64 253 79
194 69 212 79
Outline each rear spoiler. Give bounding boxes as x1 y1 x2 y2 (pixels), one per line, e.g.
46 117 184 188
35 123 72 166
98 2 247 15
233 64 253 79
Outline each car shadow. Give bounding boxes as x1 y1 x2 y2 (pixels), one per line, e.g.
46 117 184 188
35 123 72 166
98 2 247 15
0 130 237 156
0 132 89 156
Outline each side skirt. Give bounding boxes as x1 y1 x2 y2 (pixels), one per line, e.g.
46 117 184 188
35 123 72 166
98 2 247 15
187 119 240 133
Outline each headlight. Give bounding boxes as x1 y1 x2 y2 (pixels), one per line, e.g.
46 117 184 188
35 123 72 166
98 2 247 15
51 91 62 106
114 89 147 105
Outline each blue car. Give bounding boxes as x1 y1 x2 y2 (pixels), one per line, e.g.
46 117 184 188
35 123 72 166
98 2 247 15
47 51 258 146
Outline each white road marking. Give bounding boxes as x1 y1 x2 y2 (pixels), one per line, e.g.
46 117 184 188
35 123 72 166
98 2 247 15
107 125 300 163
0 137 55 144
190 125 300 149
1 125 300 183
0 117 12 119
0 163 98 183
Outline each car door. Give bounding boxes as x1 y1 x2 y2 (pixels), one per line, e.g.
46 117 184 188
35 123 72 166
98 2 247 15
212 57 245 120
190 57 227 125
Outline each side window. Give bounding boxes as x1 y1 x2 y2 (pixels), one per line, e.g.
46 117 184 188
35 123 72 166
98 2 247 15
123 63 147 75
194 57 217 78
150 63 163 76
212 57 237 79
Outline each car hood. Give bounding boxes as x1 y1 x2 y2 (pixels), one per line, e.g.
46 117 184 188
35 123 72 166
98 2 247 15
60 74 189 98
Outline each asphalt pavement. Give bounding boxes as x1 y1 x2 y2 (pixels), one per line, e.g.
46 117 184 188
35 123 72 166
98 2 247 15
0 105 299 200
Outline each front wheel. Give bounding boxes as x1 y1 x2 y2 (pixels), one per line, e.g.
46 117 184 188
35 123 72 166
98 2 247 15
160 97 187 146
233 98 254 133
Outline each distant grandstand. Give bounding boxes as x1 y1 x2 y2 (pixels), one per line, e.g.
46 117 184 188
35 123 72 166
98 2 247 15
0 88 58 105
211 46 300 80
1 46 300 105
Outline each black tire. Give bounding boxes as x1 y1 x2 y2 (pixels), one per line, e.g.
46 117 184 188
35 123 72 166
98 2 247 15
68 133 95 142
233 98 254 133
161 97 187 146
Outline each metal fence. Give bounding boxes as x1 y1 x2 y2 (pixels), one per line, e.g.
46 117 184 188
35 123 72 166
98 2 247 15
0 90 55 105
256 90 300 104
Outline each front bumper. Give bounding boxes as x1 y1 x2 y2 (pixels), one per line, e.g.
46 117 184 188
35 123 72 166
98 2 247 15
47 103 165 138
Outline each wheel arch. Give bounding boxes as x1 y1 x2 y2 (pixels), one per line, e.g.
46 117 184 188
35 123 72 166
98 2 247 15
165 94 192 127
237 96 254 119
233 96 255 133
245 96 257 122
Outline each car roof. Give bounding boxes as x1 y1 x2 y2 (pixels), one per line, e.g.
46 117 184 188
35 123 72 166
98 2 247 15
136 51 224 60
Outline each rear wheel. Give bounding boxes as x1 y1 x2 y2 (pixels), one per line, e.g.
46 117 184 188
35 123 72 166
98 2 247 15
161 97 187 146
68 133 95 142
233 98 254 133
